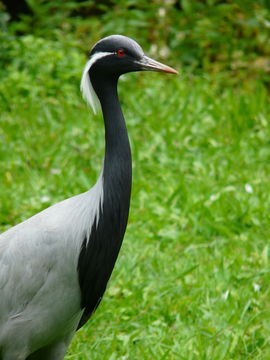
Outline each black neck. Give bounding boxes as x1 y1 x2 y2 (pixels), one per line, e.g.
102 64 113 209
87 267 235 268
95 75 132 228
77 73 132 328
99 77 132 187
93 75 132 225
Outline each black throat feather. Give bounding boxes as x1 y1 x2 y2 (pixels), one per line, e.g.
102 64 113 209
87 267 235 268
77 71 132 328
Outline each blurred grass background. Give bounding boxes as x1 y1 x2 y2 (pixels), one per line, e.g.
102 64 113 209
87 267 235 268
1 1 270 359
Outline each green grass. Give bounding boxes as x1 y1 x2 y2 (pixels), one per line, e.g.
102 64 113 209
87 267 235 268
1 72 270 359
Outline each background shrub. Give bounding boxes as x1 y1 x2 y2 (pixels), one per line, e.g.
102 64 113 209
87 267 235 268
1 0 270 86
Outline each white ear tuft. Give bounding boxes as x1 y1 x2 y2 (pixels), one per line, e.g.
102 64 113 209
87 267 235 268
80 52 111 114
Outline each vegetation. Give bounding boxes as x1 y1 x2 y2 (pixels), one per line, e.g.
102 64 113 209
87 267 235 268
1 1 270 359
2 0 270 84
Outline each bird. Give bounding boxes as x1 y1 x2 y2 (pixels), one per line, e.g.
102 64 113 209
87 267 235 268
0 34 177 360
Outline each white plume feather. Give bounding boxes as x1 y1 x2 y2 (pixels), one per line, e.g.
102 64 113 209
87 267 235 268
80 52 111 114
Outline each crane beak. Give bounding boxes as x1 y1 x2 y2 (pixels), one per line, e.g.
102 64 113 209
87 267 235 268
137 55 178 74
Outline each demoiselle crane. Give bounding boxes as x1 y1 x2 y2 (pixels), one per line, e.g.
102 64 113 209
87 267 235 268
0 35 177 360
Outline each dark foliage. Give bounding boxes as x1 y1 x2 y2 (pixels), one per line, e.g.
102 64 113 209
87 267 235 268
1 0 270 85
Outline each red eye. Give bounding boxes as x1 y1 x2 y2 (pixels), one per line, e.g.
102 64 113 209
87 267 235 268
116 49 125 57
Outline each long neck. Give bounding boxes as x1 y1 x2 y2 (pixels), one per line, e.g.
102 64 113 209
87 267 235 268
100 79 132 195
77 75 132 328
98 78 132 233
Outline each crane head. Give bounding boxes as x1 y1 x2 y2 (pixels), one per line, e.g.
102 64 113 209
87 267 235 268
89 34 178 76
81 35 178 113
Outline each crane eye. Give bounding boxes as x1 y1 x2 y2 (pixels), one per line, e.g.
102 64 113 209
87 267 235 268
116 49 125 57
